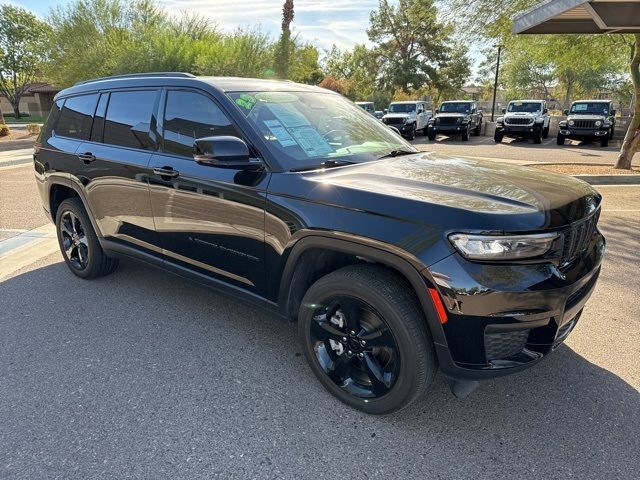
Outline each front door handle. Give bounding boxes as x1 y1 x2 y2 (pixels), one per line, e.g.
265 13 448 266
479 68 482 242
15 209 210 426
78 152 95 164
153 166 180 178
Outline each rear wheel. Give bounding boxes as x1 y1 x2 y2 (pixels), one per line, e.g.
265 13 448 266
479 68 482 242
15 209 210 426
298 265 436 414
557 133 565 145
55 198 119 279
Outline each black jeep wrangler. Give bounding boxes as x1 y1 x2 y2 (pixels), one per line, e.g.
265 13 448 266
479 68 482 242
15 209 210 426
34 73 604 414
557 100 616 147
427 101 482 141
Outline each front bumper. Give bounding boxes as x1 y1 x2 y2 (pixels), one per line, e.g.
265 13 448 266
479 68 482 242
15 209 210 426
424 231 605 380
384 122 414 134
428 124 468 134
559 127 609 138
498 124 541 135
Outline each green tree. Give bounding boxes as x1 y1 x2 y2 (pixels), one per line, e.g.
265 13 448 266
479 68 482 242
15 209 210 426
616 35 639 169
367 0 469 94
0 5 50 118
274 0 294 79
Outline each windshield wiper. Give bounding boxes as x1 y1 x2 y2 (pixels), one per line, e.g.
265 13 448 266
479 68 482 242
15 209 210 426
376 149 417 160
290 160 355 172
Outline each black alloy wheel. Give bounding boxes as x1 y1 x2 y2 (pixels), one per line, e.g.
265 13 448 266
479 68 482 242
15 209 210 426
59 210 89 270
55 197 119 279
298 265 437 414
309 296 400 399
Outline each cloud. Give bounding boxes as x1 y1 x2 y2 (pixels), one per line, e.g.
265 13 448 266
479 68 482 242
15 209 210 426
159 0 378 50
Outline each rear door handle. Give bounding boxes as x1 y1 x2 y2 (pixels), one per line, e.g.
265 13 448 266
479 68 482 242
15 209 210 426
78 152 95 164
153 167 180 178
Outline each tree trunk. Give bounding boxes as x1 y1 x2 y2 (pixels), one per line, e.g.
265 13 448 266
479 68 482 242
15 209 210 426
615 34 640 170
12 103 21 120
0 108 5 124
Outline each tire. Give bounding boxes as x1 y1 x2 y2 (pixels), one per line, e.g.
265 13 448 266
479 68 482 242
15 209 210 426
423 127 429 136
298 264 437 415
427 131 436 141
600 135 609 148
533 129 542 144
461 126 470 141
473 121 482 136
494 130 504 143
609 127 614 139
542 126 549 138
556 133 565 145
406 124 416 141
55 197 119 279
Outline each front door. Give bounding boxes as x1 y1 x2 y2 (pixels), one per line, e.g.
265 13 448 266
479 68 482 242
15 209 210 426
148 88 269 294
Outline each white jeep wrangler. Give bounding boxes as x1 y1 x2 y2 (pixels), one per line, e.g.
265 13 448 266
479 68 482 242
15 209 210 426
381 101 432 140
495 100 550 144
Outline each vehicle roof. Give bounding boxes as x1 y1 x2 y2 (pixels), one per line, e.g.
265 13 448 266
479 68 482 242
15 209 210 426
441 100 473 103
572 99 611 103
389 100 425 104
56 73 330 99
508 99 545 103
356 101 374 104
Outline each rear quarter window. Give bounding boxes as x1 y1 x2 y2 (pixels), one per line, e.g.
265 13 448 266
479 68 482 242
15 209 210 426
55 94 99 140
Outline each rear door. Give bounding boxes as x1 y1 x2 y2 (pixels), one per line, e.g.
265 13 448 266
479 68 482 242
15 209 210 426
148 88 269 294
75 88 162 255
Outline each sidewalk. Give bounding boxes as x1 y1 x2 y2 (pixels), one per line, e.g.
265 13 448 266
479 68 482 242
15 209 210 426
0 148 33 168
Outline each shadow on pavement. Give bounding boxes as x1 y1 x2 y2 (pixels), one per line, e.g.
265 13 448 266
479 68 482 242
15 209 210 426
0 260 638 479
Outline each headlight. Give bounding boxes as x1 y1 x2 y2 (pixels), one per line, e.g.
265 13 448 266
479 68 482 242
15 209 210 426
535 118 544 123
568 120 575 126
448 233 558 260
595 120 602 127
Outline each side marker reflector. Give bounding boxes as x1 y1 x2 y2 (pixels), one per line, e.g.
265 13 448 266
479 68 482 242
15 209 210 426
428 287 448 325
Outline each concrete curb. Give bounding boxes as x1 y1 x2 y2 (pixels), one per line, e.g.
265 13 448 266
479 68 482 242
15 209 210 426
572 175 640 185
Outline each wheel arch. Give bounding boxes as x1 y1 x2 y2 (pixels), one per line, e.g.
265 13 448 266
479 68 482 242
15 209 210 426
49 179 102 239
277 235 448 347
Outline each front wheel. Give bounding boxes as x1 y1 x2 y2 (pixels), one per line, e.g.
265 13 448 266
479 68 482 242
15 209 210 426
55 198 119 279
557 133 565 145
473 121 482 136
533 128 542 144
494 130 504 143
427 130 436 141
406 124 416 140
461 126 470 141
298 265 437 414
542 126 549 138
601 135 609 147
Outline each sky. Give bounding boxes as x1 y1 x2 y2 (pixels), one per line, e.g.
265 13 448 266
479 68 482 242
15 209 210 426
5 0 380 50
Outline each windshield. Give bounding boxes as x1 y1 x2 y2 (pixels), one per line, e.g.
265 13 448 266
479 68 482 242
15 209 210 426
357 102 374 112
388 103 416 113
508 101 542 113
439 103 471 114
570 102 609 115
228 91 414 170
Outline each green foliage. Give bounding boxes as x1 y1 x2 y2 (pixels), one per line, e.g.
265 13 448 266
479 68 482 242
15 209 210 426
0 5 50 118
45 0 321 86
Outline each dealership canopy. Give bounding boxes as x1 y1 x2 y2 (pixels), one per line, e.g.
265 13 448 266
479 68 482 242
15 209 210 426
513 0 640 34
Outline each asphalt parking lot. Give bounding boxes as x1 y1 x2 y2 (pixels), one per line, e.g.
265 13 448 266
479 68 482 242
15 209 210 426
1 162 639 479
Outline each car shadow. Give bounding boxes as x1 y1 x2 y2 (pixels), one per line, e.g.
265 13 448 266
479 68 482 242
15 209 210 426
0 259 638 478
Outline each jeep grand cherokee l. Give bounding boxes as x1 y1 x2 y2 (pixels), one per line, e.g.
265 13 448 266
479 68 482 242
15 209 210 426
34 73 605 414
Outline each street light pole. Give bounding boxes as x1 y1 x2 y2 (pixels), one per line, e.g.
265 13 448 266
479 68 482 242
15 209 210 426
491 45 502 122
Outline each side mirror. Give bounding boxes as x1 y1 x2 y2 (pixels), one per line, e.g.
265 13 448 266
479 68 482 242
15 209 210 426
563 109 569 116
193 136 252 168
384 108 388 114
543 108 548 114
501 108 506 114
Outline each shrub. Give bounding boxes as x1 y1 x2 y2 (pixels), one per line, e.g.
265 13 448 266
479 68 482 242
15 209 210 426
0 124 10 137
27 123 41 135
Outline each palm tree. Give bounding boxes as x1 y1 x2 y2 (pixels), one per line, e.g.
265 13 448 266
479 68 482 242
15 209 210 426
275 0 294 79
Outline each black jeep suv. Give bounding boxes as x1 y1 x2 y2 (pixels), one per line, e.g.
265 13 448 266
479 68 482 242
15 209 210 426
34 73 604 414
557 100 616 147
427 101 483 141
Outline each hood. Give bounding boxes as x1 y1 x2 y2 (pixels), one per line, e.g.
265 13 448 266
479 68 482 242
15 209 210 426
567 114 606 120
505 112 539 118
286 152 600 232
383 113 412 120
436 112 469 118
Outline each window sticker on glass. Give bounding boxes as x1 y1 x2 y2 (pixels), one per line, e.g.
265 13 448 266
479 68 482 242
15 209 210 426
235 93 257 110
267 103 310 128
574 104 587 111
288 126 333 157
264 119 297 147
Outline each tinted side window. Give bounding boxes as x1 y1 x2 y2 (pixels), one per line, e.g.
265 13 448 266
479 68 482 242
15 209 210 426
40 99 63 142
56 94 98 140
90 93 109 143
163 90 240 158
104 90 158 150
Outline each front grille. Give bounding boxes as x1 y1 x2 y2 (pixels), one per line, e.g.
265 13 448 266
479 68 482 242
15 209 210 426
383 117 404 125
560 211 600 266
484 330 529 360
438 117 458 126
572 119 597 129
505 117 533 126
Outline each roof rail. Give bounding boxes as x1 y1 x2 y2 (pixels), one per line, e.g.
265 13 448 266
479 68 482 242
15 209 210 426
74 72 195 86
